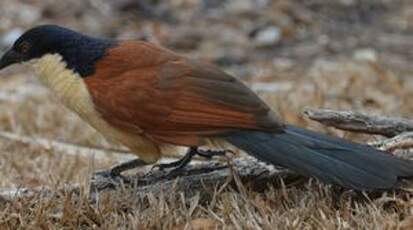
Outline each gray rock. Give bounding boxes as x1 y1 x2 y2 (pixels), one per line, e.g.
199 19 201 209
353 48 377 62
253 26 282 47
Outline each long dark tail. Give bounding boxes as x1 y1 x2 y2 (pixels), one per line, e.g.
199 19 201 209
224 125 413 190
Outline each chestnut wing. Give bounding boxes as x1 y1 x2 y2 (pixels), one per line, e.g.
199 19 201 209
86 42 283 146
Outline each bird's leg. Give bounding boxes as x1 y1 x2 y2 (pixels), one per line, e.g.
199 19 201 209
153 147 197 171
93 158 148 183
108 158 148 176
153 147 228 171
196 148 227 159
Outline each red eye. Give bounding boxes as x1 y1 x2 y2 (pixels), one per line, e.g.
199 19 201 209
19 42 31 53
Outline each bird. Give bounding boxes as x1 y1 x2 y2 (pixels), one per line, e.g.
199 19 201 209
0 25 412 190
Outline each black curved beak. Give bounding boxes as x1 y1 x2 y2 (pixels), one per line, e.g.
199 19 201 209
0 50 26 70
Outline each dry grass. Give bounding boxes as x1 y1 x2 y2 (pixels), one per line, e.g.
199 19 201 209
0 60 411 229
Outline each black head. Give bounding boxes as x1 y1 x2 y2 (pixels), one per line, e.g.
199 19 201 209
0 25 115 77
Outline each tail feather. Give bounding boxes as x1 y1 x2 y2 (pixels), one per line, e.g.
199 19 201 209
224 125 413 190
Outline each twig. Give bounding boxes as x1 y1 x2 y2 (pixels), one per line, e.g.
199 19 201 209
251 82 293 93
0 131 189 164
369 132 413 152
0 184 79 201
0 130 134 162
304 108 413 137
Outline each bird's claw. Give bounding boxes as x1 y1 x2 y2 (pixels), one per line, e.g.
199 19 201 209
91 169 130 190
151 160 186 172
151 164 164 171
196 149 229 159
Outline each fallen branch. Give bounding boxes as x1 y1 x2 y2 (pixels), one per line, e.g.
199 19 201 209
0 158 296 200
94 158 296 194
304 108 413 137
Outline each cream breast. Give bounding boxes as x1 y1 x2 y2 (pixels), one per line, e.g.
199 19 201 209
30 54 162 163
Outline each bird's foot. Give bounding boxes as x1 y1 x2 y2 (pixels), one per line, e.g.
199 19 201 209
152 147 230 172
91 169 129 191
152 150 194 171
90 158 147 190
196 149 228 159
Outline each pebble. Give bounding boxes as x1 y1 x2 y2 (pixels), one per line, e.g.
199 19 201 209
253 26 282 47
225 0 255 15
353 48 378 62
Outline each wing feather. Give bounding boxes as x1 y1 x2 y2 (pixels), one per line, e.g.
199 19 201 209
85 41 283 146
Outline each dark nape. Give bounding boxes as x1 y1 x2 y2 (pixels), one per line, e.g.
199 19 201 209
12 25 116 77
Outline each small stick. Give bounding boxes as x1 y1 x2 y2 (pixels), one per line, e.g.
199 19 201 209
369 132 413 152
304 108 413 137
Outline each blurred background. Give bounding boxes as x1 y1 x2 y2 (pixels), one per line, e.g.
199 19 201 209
0 0 412 228
0 0 411 186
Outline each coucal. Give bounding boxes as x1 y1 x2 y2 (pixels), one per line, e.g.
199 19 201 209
0 25 412 190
